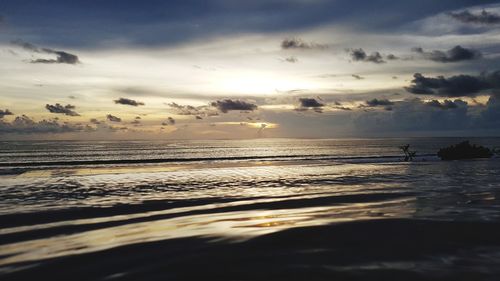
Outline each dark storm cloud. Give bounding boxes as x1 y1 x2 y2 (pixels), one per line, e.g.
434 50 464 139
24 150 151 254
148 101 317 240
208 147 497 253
0 109 14 118
12 40 80 64
211 99 257 113
348 48 385 64
365 99 395 107
405 71 500 97
106 114 122 122
412 45 482 63
3 0 497 48
0 115 87 134
45 103 80 116
281 38 327 50
114 97 145 106
425 99 467 110
449 9 500 25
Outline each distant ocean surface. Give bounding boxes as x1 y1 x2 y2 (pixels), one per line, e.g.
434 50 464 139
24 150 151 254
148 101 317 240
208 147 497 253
1 138 500 280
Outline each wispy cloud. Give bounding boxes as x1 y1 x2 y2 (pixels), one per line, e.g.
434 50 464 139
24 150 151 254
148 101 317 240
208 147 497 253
281 38 328 50
12 40 80 64
449 9 500 25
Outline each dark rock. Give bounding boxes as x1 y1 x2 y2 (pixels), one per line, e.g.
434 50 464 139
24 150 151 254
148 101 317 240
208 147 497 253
437 141 493 160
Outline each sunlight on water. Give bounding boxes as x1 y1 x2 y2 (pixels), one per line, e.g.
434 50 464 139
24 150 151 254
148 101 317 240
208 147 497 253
1 138 500 279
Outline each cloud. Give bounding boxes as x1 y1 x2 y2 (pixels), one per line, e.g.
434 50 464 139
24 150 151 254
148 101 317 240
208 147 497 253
298 98 324 108
353 98 472 134
332 105 352 111
211 99 258 113
0 115 87 134
106 114 122 122
114 97 145 106
281 38 328 50
412 45 482 63
332 101 352 111
386 54 399 60
449 9 500 25
480 95 500 127
348 48 385 64
90 118 101 124
32 51 80 64
167 102 203 115
45 103 80 116
424 99 467 110
0 109 14 118
365 98 395 107
405 71 500 97
295 98 325 113
11 40 39 52
12 40 80 64
3 1 489 49
166 102 220 118
162 117 175 125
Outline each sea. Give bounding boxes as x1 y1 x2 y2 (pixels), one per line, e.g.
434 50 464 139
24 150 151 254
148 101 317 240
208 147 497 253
1 137 500 280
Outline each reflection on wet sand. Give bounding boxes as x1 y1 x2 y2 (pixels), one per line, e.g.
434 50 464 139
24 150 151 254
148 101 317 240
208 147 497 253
0 192 415 267
4 218 500 281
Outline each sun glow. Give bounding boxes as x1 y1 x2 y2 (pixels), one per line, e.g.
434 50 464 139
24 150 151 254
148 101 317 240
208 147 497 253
217 73 316 95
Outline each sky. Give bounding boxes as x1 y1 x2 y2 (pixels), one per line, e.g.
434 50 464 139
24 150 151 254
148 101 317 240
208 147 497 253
1 0 500 140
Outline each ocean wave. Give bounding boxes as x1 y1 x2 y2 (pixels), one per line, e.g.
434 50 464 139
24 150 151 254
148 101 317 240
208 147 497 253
0 154 438 168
